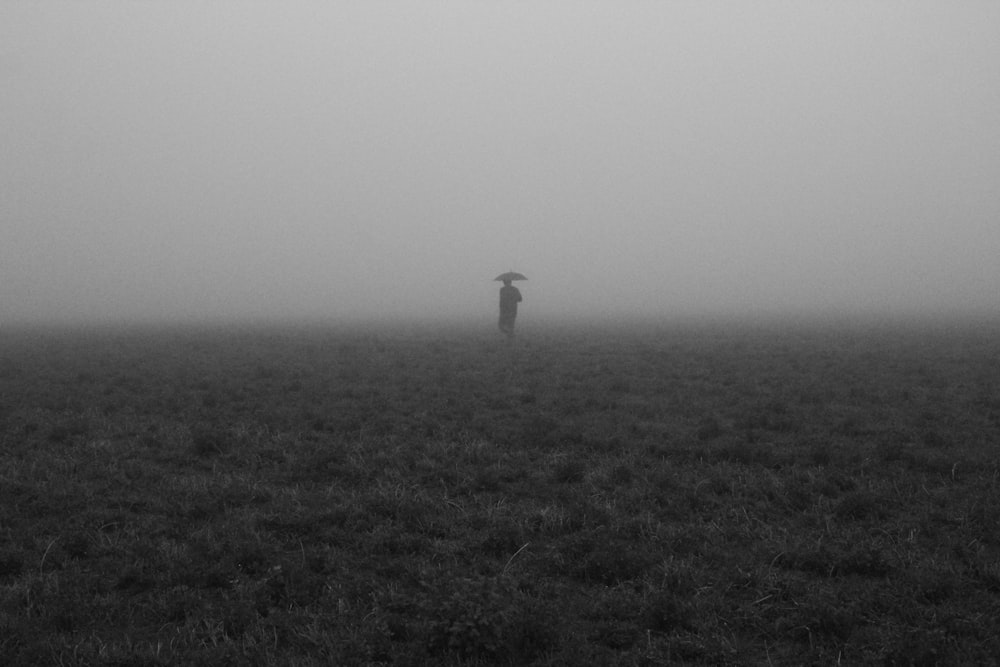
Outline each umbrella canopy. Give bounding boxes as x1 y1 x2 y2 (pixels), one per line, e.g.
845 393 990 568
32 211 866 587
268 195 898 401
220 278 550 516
494 271 527 281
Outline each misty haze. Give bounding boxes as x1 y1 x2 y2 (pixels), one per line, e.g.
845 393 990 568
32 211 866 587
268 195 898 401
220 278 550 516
5 3 1000 664
3 2 998 327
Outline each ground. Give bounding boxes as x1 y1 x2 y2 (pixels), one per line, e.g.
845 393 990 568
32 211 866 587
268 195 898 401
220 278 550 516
1 319 999 665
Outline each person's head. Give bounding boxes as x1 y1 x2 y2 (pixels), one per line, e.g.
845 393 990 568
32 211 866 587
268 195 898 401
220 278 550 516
502 279 512 286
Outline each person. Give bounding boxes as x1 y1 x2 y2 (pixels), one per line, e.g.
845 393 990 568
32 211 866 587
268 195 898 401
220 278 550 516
498 279 522 336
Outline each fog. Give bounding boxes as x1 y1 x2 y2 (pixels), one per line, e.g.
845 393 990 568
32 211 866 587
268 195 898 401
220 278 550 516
3 2 999 327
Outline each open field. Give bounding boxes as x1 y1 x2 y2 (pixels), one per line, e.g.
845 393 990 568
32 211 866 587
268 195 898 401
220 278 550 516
2 319 1000 665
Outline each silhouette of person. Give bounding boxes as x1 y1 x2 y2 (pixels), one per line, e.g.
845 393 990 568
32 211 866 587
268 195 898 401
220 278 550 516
498 279 522 336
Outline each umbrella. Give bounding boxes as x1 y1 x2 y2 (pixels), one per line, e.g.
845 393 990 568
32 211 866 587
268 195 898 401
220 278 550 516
494 271 527 281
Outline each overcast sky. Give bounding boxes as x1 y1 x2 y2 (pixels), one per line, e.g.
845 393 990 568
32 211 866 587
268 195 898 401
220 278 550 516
2 1 998 326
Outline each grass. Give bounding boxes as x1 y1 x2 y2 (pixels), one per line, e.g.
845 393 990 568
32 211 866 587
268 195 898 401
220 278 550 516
1 319 1000 664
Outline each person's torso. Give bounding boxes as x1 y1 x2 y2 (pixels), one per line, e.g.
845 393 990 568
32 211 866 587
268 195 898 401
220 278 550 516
500 287 521 309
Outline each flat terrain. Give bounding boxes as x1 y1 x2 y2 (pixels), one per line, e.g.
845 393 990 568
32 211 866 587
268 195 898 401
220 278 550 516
2 320 1000 665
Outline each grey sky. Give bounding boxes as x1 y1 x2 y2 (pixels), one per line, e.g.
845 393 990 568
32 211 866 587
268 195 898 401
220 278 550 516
3 2 999 325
